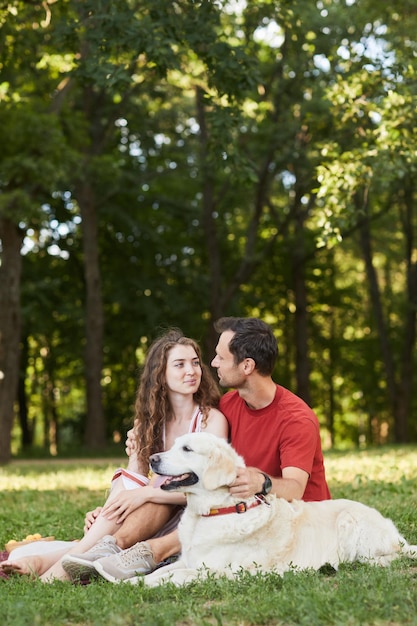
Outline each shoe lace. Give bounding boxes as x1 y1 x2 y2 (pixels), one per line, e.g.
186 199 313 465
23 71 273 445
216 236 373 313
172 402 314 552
91 537 117 555
120 544 152 567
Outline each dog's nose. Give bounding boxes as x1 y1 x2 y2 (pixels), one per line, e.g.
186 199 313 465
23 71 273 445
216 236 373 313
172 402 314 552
150 453 160 464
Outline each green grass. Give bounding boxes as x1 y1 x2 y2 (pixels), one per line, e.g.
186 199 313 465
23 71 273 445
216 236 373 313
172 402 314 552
1 447 417 626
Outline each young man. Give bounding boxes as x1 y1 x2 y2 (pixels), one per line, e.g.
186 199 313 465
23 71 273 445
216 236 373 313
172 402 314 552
63 317 330 582
212 316 330 503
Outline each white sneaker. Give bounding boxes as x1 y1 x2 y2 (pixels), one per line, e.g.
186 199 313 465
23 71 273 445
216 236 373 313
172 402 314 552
94 541 158 583
62 535 122 581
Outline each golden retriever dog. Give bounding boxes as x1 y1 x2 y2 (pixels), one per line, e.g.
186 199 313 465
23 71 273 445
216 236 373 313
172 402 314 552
137 433 417 587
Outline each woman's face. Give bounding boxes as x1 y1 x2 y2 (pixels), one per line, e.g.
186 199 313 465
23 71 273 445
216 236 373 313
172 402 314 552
165 344 202 396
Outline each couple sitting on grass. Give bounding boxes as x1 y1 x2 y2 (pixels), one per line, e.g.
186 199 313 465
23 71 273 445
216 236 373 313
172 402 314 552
0 317 330 583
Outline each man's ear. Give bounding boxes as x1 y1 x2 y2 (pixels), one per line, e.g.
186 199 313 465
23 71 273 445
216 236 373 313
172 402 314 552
242 358 256 375
202 450 237 491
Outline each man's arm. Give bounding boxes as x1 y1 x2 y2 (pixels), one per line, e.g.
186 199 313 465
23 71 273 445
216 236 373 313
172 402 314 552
229 465 308 501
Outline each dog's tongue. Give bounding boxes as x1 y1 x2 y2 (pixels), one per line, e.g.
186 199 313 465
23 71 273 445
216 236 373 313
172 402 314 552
153 474 170 488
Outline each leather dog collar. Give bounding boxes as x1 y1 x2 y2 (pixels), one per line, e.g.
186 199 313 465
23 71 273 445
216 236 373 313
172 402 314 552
202 494 268 517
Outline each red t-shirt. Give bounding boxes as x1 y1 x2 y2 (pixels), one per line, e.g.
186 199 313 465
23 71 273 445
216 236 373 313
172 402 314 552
220 385 331 502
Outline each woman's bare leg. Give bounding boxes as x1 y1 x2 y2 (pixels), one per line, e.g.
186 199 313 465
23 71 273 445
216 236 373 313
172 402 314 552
40 478 178 581
0 509 121 581
0 547 72 577
2 472 177 582
1 476 130 581
40 477 135 581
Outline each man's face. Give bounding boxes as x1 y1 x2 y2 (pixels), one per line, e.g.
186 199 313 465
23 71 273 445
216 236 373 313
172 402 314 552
211 330 246 388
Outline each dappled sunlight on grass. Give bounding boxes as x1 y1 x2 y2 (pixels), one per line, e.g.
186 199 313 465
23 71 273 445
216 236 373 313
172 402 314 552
1 447 417 626
2 447 417 493
324 446 417 542
325 446 417 486
0 459 125 491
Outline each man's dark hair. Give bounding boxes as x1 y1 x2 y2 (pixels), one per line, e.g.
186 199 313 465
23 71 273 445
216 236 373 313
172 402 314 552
213 317 278 376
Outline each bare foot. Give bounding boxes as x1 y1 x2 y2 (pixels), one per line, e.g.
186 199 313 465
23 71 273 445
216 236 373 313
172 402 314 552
0 555 42 577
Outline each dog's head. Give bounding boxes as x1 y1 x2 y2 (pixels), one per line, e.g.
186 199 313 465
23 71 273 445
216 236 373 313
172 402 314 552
149 432 245 493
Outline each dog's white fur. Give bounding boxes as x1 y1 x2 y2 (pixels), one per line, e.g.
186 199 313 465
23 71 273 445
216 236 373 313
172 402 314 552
136 433 417 587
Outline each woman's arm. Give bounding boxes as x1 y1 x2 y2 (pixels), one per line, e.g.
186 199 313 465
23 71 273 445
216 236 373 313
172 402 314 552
100 483 186 524
106 407 228 524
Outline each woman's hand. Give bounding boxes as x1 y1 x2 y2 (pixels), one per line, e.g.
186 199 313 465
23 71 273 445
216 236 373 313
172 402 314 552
100 488 149 524
84 506 103 534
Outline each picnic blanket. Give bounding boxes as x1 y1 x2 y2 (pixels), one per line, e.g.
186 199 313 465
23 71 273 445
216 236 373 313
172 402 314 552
0 551 8 579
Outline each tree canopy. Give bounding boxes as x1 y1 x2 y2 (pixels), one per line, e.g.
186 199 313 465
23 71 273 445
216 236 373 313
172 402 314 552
0 0 416 462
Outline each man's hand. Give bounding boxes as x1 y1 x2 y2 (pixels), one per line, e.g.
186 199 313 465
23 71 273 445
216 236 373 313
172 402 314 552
229 465 309 502
228 467 264 499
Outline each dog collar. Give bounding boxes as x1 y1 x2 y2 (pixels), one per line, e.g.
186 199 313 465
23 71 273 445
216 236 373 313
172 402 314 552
202 494 268 517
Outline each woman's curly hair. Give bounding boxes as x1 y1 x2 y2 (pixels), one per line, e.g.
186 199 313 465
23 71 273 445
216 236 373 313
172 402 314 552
134 329 220 469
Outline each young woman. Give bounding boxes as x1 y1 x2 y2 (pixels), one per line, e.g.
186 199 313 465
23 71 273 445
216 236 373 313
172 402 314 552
0 329 228 581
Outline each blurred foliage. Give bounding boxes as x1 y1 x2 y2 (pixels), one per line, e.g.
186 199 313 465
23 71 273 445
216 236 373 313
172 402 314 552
0 0 416 455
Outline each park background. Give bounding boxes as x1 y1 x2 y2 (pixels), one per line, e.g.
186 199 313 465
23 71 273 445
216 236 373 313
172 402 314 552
0 0 416 464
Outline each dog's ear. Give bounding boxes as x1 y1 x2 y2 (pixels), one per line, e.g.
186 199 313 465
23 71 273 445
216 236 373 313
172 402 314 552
202 448 237 491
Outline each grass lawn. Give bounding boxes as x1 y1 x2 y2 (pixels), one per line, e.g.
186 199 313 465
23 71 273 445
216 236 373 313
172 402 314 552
1 446 417 626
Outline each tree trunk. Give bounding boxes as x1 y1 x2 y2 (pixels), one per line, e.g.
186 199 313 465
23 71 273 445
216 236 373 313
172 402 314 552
394 184 417 442
327 311 336 447
17 335 32 448
195 87 279 360
357 194 408 442
292 201 311 406
77 181 106 448
0 217 24 463
195 87 223 359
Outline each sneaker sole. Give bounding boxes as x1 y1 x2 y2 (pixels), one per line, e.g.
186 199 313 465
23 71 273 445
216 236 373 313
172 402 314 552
93 560 122 583
94 560 153 583
61 556 99 582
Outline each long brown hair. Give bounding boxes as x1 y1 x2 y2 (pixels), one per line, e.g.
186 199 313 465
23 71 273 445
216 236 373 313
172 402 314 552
134 329 220 469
